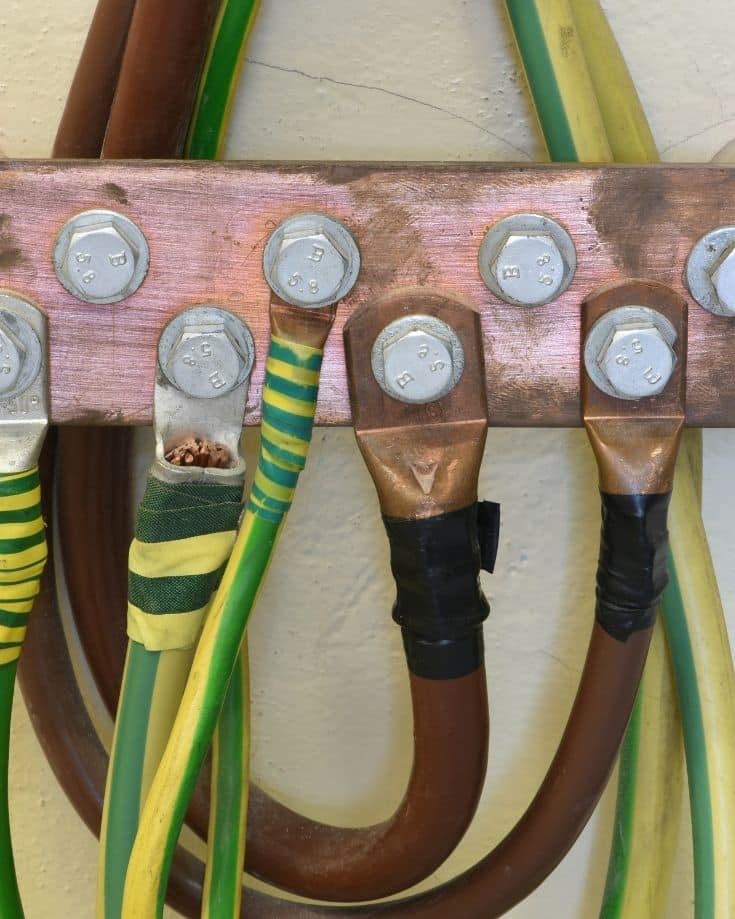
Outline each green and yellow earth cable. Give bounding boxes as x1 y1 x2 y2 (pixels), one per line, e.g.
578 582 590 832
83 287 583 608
187 0 261 159
664 450 735 919
186 6 262 910
0 296 49 919
97 471 246 919
568 7 735 916
100 7 263 913
504 2 684 915
504 0 611 162
123 318 335 918
0 468 48 919
98 306 256 919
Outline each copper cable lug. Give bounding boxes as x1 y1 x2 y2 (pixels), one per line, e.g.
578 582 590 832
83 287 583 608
582 280 687 495
344 287 488 520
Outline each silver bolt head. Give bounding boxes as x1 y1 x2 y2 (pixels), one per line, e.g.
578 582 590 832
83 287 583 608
599 324 675 399
371 314 465 405
275 232 347 307
383 329 454 404
479 214 576 307
166 324 247 399
263 213 360 309
491 233 567 306
54 209 150 305
0 323 26 394
64 221 138 302
710 246 735 315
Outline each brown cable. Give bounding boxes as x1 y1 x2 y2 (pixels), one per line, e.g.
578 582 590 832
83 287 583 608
57 428 130 716
52 0 138 158
24 535 651 919
237 627 653 918
101 0 221 157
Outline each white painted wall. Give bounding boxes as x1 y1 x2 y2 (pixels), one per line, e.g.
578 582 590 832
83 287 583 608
2 1 735 916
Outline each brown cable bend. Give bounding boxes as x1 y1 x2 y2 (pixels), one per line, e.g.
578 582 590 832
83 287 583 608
58 430 491 902
52 0 138 158
101 0 220 157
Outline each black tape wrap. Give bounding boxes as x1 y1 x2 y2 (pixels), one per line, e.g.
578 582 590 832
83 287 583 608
383 502 499 679
596 492 671 642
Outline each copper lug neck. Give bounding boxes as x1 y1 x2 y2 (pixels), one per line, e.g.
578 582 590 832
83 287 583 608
344 288 488 520
582 280 687 495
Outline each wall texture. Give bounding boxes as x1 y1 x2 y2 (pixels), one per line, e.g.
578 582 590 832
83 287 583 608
2 1 735 916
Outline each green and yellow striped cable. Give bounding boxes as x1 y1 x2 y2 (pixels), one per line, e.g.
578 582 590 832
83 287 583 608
664 453 735 919
0 467 48 919
123 333 328 918
97 475 244 919
568 6 735 916
203 647 250 919
187 0 261 159
100 6 263 914
504 3 685 914
504 0 611 161
599 624 682 919
187 6 262 908
566 0 657 164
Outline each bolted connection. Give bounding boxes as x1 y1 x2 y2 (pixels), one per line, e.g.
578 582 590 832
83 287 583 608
53 210 149 304
165 323 249 400
491 233 568 306
479 213 577 307
371 315 465 405
597 324 675 400
263 213 360 309
584 306 678 402
0 322 26 395
709 245 735 316
275 232 347 307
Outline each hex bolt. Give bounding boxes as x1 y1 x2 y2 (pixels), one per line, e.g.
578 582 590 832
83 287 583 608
0 298 44 403
263 213 360 309
371 314 465 405
584 306 678 401
686 226 735 317
0 324 25 395
479 214 576 307
53 209 150 305
158 306 255 400
709 246 735 315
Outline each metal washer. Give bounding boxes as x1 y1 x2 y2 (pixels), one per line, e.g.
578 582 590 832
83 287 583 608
263 212 360 309
478 213 577 307
0 293 44 400
583 305 678 400
157 306 255 398
685 225 735 317
52 208 150 305
371 314 465 405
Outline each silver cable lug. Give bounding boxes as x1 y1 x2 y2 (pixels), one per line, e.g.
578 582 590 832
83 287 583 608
153 306 255 485
0 292 48 474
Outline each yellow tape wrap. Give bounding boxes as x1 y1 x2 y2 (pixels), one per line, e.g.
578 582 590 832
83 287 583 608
127 604 210 652
0 467 47 666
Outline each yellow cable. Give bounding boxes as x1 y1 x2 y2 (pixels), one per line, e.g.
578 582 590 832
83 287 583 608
668 448 735 919
567 0 657 163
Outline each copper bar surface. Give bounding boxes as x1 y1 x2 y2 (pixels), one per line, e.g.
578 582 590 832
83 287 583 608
0 160 733 426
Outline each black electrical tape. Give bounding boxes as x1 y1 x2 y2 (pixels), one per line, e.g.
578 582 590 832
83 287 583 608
401 630 485 681
383 502 499 679
596 492 671 642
